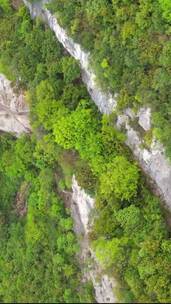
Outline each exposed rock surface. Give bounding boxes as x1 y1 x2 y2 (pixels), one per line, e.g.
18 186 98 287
0 74 30 135
117 112 171 207
1 1 170 301
23 0 171 211
138 107 151 131
71 176 117 304
23 0 117 114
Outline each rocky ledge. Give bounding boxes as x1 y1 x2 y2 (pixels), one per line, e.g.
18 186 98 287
0 74 30 135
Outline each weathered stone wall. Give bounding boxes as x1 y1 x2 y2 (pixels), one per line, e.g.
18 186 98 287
0 74 30 135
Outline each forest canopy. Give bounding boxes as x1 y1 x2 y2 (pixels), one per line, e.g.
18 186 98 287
0 1 171 303
47 0 171 158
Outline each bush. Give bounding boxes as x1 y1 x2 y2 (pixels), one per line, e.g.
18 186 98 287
100 156 139 201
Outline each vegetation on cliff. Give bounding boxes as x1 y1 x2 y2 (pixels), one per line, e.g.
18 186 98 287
0 1 171 303
48 0 171 158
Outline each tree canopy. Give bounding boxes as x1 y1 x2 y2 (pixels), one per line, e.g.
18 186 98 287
0 2 171 303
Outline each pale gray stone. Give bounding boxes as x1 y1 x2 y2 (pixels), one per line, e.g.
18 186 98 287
138 107 151 131
71 176 117 303
0 74 30 135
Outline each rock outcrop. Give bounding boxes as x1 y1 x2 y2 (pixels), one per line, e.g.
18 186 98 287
0 74 30 135
71 176 117 303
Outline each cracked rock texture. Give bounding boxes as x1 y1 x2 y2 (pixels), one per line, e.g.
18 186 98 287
0 74 30 135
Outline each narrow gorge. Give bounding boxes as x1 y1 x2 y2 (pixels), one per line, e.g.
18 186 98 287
0 1 171 303
23 0 171 211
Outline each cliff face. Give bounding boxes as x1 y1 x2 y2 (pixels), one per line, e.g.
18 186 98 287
0 71 116 302
1 2 170 302
0 74 30 135
71 176 116 303
23 0 171 211
0 73 117 302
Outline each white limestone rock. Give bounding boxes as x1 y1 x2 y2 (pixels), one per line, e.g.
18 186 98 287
138 107 151 131
71 176 117 303
72 175 94 234
0 74 30 135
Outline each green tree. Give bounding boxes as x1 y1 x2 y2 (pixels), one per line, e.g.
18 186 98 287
159 0 171 21
61 57 80 84
100 156 139 201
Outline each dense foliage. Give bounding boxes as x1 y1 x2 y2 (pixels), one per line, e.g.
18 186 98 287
48 0 171 158
0 1 171 303
0 3 94 303
0 133 95 303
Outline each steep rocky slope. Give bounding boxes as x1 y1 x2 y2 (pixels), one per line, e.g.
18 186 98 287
23 0 171 210
0 74 30 135
71 176 117 303
1 2 171 302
